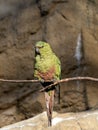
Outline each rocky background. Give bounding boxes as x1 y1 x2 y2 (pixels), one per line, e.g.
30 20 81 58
0 0 98 128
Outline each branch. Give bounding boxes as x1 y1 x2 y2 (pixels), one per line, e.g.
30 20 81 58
0 79 52 83
0 76 98 92
39 76 98 92
0 79 39 83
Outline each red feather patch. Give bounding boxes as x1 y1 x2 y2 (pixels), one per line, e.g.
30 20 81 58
38 66 55 80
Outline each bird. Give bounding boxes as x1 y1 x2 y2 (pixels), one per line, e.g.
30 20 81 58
34 41 61 126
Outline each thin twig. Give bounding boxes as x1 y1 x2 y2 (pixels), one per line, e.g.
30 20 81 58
0 79 39 83
0 76 98 91
0 79 52 83
40 77 98 92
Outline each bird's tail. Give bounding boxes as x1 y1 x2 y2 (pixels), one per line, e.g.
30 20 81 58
45 90 55 126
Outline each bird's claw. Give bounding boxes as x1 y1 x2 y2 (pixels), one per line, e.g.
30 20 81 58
52 79 58 83
40 79 45 83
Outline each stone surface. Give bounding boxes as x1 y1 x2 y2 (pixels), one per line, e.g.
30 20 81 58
0 0 98 127
1 110 98 130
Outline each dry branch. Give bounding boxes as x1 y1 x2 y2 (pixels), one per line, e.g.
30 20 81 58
40 76 98 92
0 76 98 91
0 79 39 83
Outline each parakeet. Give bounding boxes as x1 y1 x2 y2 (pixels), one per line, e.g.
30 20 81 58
34 41 61 126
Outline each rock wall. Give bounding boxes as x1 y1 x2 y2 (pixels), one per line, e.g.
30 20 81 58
0 0 98 127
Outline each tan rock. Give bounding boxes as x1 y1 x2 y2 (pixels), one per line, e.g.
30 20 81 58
1 110 98 130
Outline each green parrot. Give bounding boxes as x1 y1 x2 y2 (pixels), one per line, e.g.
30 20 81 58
34 41 61 126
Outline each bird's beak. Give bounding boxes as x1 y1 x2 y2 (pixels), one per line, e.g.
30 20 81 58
35 47 40 55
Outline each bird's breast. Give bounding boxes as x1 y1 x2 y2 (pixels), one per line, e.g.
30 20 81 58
37 66 55 80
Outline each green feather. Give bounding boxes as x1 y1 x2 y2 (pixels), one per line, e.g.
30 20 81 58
34 41 61 80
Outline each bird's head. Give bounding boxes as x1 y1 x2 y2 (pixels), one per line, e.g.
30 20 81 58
35 41 52 56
